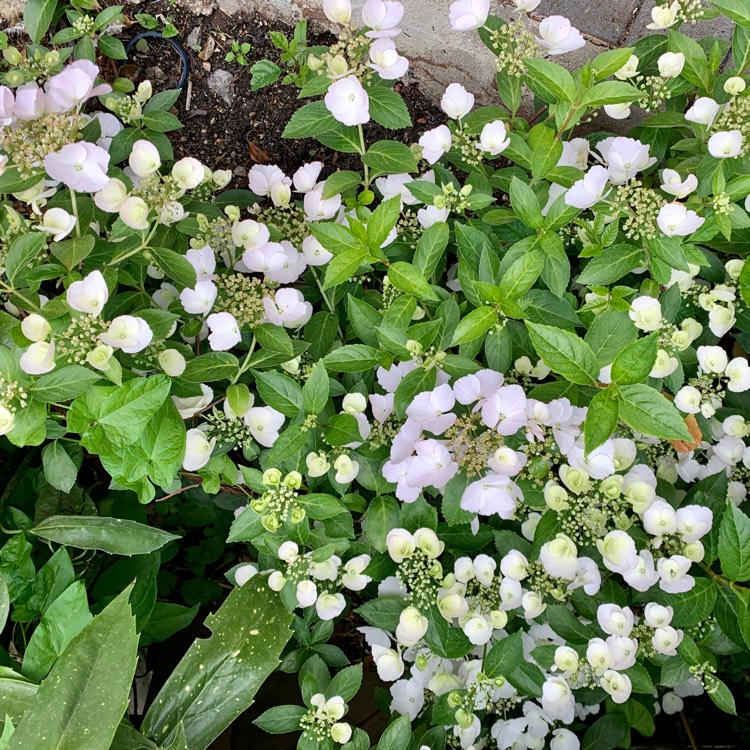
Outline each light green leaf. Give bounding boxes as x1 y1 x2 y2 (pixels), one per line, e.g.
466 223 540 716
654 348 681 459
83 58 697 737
451 307 498 346
23 0 57 43
526 322 600 385
362 141 418 176
182 353 239 383
388 262 439 302
616 384 692 441
578 244 643 285
249 60 282 91
524 58 576 103
365 496 401 553
323 345 380 372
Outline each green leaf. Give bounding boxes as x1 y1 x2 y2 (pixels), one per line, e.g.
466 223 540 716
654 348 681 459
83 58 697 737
69 375 171 447
149 247 197 289
582 81 642 106
141 603 200 646
581 714 629 750
323 413 362 446
376 714 411 750
355 597 408 630
22 581 91 682
98 34 127 59
526 322 600 385
483 631 524 678
546 605 595 644
616 384 691 441
528 125 563 182
498 248 545 303
611 333 658 385
368 196 402 249
141 577 293 748
7 588 138 750
267 424 307 466
365 496 401 553
28 516 179 556
310 222 363 255
413 222 449 278
578 244 643 285
252 370 303 417
451 307 498 346
388 262 439 302
508 176 543 228
708 676 737 714
323 345 380 372
424 607 473 659
0 575 8 634
41 441 78 493
250 60 282 90
23 0 57 43
30 365 101 403
322 171 362 199
182 353 239 382
4 233 45 285
368 84 412 129
253 705 306 734
303 362 329 415
524 58 576 102
326 663 363 702
362 141 418 176
710 0 750 27
323 248 369 289
283 101 337 139
297 494 346 521
583 389 619 454
585 309 637 367
51 235 95 271
719 501 750 582
394 366 436 419
141 111 183 133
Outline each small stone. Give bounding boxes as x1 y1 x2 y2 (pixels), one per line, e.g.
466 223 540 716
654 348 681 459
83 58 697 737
207 69 235 106
186 27 202 50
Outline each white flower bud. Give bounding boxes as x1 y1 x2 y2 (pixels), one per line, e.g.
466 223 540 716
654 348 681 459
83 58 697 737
158 348 187 376
86 343 114 371
20 341 55 375
306 451 330 478
554 646 579 674
21 313 51 342
129 139 161 176
343 392 367 414
386 528 415 562
396 606 428 646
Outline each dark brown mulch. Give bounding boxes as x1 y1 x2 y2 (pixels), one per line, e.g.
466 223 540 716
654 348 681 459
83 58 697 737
114 2 445 178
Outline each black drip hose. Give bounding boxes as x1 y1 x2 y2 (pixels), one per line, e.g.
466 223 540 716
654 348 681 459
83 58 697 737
125 31 190 90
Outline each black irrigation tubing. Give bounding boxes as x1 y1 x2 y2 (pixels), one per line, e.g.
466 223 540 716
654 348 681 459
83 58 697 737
125 31 190 90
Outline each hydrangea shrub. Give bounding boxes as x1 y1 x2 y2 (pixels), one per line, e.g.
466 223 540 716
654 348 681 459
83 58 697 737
2 0 750 748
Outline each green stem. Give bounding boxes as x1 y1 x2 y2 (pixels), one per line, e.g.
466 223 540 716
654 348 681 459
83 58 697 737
231 335 257 384
107 222 160 266
358 123 369 187
310 267 345 342
0 281 41 313
69 189 81 238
